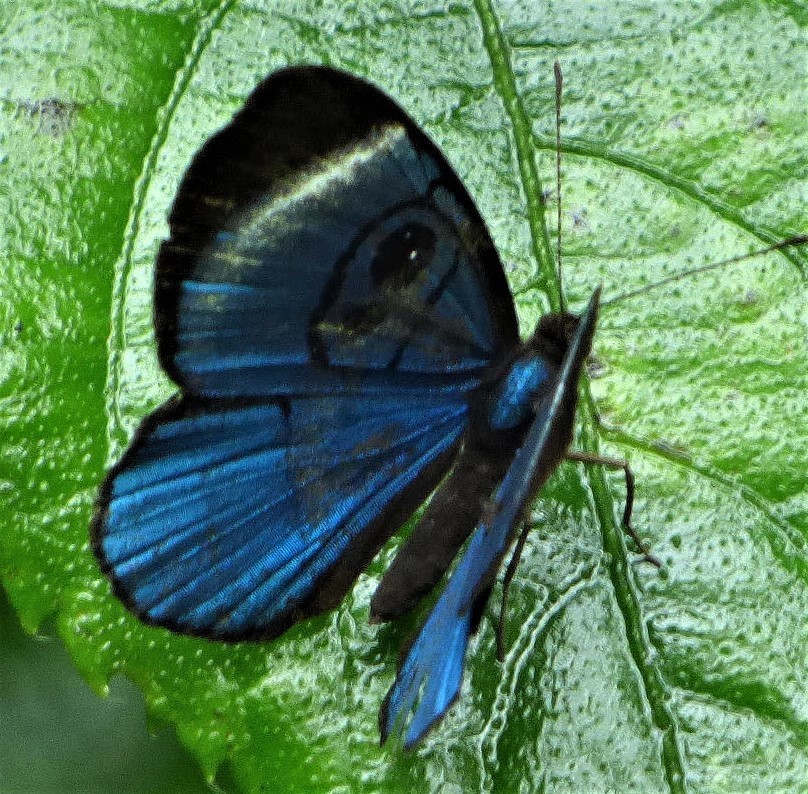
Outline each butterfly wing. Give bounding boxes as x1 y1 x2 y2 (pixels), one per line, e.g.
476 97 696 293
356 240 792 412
94 67 520 640
155 66 518 398
380 291 600 748
93 393 467 640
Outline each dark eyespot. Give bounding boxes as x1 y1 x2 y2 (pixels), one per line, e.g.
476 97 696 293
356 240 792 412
371 222 437 289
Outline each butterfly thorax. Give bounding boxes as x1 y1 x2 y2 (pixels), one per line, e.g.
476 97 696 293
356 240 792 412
475 311 579 444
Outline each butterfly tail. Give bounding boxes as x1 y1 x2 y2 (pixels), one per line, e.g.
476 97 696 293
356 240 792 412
380 588 472 748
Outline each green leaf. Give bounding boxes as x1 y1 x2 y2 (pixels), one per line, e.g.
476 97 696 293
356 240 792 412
2 1 805 791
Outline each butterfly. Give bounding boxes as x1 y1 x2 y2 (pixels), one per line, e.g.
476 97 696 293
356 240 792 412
91 65 612 749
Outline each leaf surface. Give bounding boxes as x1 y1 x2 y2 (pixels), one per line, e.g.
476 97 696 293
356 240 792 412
1 1 805 790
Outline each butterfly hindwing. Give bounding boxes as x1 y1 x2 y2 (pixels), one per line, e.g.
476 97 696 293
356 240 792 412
370 437 514 622
93 393 467 640
380 291 600 747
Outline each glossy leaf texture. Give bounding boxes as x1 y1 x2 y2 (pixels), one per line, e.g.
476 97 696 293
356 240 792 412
1 1 806 792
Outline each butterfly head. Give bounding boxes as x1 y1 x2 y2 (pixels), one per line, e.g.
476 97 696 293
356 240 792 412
527 310 582 366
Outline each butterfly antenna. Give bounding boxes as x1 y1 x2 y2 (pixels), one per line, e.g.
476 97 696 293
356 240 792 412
554 60 566 312
601 234 808 308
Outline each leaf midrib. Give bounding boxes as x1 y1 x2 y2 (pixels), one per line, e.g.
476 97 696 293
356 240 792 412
472 0 686 790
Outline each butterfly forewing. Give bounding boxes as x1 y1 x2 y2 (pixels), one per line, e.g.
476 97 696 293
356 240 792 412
95 394 466 640
155 67 518 398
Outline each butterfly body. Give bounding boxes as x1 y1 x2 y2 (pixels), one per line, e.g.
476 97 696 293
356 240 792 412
370 309 586 624
92 66 598 747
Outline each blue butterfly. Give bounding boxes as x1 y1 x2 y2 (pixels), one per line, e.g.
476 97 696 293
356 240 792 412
91 66 600 748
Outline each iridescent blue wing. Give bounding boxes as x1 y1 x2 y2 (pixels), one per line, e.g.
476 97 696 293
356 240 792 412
380 291 600 748
93 393 466 640
155 67 518 398
93 67 520 640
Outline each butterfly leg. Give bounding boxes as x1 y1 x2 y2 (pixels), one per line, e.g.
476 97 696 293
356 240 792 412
495 519 531 662
565 451 661 568
495 451 659 662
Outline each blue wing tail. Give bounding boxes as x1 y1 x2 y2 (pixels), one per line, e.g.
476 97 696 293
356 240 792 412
380 569 473 747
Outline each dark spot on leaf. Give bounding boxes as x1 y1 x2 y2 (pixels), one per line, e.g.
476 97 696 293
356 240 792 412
16 98 81 136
